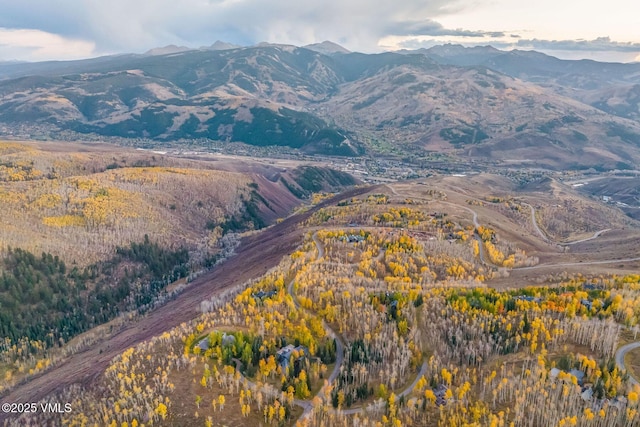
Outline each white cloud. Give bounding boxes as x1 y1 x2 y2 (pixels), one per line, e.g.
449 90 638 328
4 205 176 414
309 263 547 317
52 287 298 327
515 37 640 53
0 27 95 61
0 0 638 61
437 0 640 42
381 32 640 63
0 0 461 55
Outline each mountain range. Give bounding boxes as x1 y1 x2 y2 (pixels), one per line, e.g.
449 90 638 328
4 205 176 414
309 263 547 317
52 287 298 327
1 42 640 169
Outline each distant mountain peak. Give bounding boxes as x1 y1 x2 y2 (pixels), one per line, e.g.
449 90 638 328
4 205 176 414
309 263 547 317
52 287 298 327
144 45 191 56
405 44 505 67
426 44 501 56
2 42 640 168
303 41 351 55
255 42 297 49
208 40 241 51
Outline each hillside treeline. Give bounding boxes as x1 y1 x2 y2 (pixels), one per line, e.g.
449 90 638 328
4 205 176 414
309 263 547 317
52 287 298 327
0 236 188 347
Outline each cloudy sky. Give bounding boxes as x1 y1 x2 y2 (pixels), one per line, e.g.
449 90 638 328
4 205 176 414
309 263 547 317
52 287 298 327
0 0 639 62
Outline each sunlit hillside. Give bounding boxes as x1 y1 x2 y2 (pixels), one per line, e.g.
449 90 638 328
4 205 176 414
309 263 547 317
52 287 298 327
9 183 640 427
0 141 260 265
0 140 360 397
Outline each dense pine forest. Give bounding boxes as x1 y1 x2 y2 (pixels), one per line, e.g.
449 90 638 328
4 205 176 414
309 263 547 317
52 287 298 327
0 237 189 347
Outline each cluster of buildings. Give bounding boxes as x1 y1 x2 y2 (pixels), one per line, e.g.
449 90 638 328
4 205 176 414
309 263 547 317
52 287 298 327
339 234 366 243
549 367 629 411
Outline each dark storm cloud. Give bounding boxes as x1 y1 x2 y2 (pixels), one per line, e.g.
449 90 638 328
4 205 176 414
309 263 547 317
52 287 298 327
387 19 505 38
0 1 90 38
0 0 460 54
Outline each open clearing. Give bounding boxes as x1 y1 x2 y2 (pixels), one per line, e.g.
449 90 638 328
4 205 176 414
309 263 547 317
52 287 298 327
385 175 640 288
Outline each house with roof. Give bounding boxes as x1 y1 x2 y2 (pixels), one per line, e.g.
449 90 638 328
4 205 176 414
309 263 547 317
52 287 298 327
276 344 308 371
569 369 586 385
253 290 277 300
221 333 236 346
339 234 365 243
581 299 593 310
434 384 450 406
516 295 542 303
612 396 628 410
197 337 209 352
581 387 593 402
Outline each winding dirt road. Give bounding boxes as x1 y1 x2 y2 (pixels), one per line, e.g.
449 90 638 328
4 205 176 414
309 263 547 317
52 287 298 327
0 185 378 423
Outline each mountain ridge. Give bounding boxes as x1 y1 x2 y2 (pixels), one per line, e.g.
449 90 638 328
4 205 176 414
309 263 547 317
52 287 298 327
0 43 639 168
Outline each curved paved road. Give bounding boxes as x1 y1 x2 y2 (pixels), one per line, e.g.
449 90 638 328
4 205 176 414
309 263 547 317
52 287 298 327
564 228 611 245
339 360 428 415
522 203 550 243
288 232 345 419
0 185 379 423
516 257 640 271
396 361 428 399
387 184 492 266
615 341 640 387
385 184 400 197
436 200 493 266
225 231 343 417
291 232 429 419
523 202 610 246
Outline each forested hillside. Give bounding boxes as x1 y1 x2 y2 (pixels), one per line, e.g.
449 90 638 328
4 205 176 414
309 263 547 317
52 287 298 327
0 238 188 345
0 140 357 393
10 183 640 427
